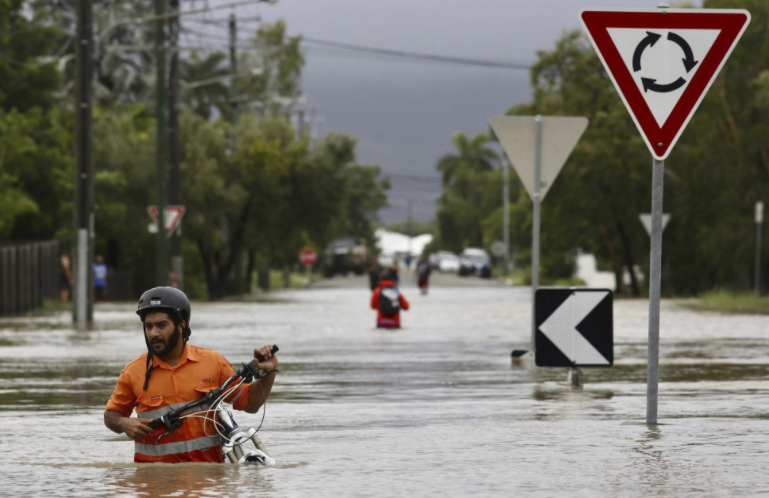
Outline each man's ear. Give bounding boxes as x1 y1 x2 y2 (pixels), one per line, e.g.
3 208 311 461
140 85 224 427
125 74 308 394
179 320 187 332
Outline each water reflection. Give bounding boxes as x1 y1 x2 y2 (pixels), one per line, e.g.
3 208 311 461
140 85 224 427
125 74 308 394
103 464 275 497
0 287 767 497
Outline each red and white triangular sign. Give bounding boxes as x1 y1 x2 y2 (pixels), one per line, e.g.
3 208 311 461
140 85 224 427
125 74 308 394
147 205 186 238
580 8 750 160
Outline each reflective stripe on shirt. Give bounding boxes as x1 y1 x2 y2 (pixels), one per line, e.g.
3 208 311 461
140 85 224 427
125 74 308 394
135 435 222 457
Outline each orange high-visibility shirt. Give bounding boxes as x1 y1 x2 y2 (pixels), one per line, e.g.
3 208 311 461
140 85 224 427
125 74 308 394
106 344 251 463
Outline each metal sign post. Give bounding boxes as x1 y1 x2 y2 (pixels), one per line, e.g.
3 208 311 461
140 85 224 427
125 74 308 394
581 5 750 426
646 158 665 425
299 248 318 286
490 115 588 357
531 116 543 350
502 158 510 276
756 201 764 296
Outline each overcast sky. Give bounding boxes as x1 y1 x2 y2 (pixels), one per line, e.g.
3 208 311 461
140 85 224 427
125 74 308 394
195 0 701 223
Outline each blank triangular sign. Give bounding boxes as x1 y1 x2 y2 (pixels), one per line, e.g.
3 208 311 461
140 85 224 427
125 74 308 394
490 116 588 201
639 214 671 236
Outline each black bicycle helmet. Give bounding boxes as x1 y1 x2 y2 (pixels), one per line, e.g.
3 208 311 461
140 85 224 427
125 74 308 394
137 287 192 390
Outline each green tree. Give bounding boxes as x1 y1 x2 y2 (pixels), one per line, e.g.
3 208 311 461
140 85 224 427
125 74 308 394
238 20 305 114
0 0 63 112
0 107 73 243
181 52 231 121
488 0 769 294
432 132 500 252
508 30 650 294
436 132 499 186
178 112 388 299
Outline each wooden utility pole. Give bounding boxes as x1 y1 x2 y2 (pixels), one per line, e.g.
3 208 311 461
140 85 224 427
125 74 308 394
229 12 239 121
155 0 169 286
168 0 183 288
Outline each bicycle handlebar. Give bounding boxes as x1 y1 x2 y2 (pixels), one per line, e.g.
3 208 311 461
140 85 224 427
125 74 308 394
255 345 279 363
146 345 279 431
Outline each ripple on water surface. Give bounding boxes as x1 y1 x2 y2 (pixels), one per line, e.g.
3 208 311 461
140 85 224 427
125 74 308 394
0 286 767 497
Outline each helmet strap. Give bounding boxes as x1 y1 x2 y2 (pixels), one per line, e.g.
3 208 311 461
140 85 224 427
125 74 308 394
143 333 154 391
140 310 188 390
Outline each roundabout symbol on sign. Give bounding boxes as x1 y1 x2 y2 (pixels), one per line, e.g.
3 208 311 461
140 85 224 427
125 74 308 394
633 31 699 93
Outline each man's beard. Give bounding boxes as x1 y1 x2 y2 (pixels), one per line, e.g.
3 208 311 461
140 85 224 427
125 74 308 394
150 328 181 357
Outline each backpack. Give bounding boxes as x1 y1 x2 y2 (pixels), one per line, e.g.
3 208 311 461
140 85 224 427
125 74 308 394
378 285 401 316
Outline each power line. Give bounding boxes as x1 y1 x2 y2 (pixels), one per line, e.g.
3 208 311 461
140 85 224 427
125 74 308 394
180 22 533 71
385 172 442 184
186 16 263 25
300 37 533 71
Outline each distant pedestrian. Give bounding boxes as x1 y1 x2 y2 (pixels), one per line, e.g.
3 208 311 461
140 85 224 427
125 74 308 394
168 271 180 289
383 260 400 285
371 279 409 329
367 255 382 291
93 255 108 301
416 253 432 295
59 251 73 303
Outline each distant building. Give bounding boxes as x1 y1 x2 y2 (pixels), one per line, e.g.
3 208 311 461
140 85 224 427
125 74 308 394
375 229 433 268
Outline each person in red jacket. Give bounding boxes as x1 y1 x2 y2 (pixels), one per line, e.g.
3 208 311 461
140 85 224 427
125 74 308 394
371 279 410 329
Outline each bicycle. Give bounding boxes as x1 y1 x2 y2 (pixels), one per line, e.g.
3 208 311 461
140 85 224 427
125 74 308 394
147 345 279 465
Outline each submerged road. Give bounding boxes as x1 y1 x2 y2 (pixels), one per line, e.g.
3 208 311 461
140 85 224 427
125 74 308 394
0 277 767 497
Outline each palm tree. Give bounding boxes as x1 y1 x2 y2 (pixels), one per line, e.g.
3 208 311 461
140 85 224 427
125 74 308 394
436 132 499 186
180 52 231 121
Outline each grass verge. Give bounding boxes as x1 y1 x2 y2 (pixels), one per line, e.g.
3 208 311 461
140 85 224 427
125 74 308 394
684 290 769 315
269 270 310 289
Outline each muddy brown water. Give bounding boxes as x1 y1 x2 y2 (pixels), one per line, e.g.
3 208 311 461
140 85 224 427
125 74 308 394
0 284 767 497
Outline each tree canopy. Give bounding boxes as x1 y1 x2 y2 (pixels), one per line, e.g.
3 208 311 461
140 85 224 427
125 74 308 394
430 0 769 294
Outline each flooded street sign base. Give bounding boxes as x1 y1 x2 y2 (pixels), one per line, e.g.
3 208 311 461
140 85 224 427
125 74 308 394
569 367 583 387
580 5 750 427
489 114 589 354
646 158 665 426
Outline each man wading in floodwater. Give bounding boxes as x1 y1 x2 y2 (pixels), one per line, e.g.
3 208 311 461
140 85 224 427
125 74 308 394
104 287 278 463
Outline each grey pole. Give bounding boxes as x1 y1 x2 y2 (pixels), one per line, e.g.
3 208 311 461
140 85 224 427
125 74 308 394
646 157 665 425
503 157 510 276
74 0 93 325
155 0 169 287
756 201 764 296
531 115 543 349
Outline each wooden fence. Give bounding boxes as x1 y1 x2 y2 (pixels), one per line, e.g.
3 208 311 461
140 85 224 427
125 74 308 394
0 241 59 315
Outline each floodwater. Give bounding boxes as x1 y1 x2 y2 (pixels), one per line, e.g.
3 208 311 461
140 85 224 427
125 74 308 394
1 278 768 497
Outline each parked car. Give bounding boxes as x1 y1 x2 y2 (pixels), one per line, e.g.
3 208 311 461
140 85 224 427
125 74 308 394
323 237 367 277
459 248 492 278
438 253 460 273
431 251 452 269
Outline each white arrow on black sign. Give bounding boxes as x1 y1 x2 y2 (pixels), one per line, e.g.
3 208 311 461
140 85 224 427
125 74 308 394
535 288 613 367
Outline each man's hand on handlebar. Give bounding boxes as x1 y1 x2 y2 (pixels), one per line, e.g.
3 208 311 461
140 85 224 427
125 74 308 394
121 417 154 441
254 344 278 371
